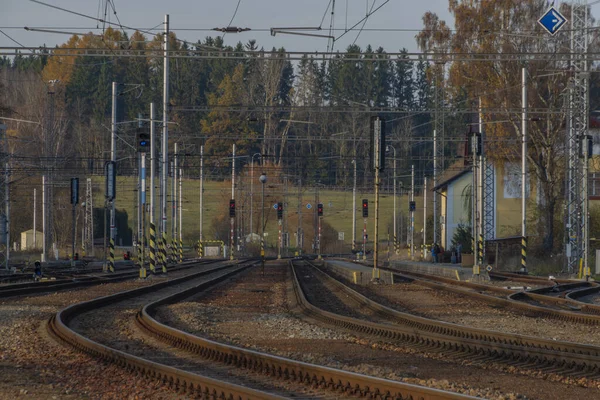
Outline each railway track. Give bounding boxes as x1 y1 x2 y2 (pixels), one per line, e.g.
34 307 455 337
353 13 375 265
49 259 474 399
0 259 217 298
299 260 600 379
381 266 600 322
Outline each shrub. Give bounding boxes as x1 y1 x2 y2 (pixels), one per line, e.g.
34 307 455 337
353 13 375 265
452 223 473 253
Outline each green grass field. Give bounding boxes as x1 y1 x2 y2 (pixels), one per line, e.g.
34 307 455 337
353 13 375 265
97 175 427 253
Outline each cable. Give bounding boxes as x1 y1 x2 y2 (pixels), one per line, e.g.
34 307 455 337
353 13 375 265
336 0 389 42
222 0 242 39
0 29 25 47
319 0 333 29
352 0 378 46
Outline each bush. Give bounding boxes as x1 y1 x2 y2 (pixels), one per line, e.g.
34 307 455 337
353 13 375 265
452 223 473 254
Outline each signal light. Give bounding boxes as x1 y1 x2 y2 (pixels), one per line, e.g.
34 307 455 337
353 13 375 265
136 127 150 153
277 202 283 219
409 201 416 212
229 199 235 218
317 203 323 217
362 199 368 218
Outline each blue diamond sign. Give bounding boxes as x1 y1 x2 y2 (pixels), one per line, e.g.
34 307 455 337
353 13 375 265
538 6 567 36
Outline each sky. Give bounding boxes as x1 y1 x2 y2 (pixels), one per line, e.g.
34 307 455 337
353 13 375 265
1 0 453 54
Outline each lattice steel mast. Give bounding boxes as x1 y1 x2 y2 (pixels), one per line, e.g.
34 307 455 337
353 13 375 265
433 62 445 247
566 1 589 273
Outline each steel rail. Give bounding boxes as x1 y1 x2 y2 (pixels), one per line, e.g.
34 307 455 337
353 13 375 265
0 259 215 298
136 264 473 400
48 260 284 399
489 271 574 284
300 261 600 377
386 267 600 320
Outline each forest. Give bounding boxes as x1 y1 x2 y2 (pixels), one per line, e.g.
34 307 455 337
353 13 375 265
2 0 600 255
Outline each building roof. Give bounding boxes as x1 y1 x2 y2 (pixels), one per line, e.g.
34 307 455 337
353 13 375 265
432 162 471 192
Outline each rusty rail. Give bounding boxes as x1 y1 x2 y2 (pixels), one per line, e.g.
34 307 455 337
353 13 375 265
48 261 285 399
384 267 600 322
303 261 600 378
137 263 473 400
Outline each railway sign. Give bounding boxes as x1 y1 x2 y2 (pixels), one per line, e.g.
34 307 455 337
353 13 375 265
273 203 278 210
306 203 312 210
538 6 567 36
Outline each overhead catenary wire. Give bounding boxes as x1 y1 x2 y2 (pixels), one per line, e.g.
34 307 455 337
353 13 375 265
222 0 242 39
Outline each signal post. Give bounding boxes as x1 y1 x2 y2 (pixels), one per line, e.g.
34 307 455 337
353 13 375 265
370 116 385 280
136 123 150 278
277 202 283 259
362 199 368 261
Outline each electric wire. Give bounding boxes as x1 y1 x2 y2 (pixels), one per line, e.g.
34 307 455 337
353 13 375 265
351 0 378 46
222 0 242 39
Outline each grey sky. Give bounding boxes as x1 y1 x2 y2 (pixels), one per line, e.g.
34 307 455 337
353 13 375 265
1 0 453 54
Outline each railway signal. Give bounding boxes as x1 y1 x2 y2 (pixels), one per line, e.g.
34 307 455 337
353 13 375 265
229 199 235 218
277 202 283 219
136 127 150 153
317 203 323 217
362 199 368 218
409 201 416 212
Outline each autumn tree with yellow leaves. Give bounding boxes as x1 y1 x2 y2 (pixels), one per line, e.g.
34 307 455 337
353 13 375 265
417 0 588 252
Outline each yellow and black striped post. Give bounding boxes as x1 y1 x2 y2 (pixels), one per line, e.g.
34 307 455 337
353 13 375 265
171 237 176 262
157 236 163 271
198 240 203 258
109 238 115 273
478 234 484 267
179 238 183 263
149 222 156 273
162 232 168 273
521 236 527 273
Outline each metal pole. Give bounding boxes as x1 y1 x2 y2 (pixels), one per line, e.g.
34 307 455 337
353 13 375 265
103 201 107 271
317 185 321 260
411 164 415 260
110 81 117 272
230 144 235 260
423 177 427 259
173 143 178 261
374 166 380 278
137 111 143 243
297 178 302 252
472 128 478 273
136 153 141 247
71 203 76 267
141 151 146 277
161 14 169 273
42 176 46 262
433 128 438 246
250 157 254 235
363 217 367 261
521 67 528 274
149 102 156 273
393 150 397 254
33 188 36 249
199 145 204 258
179 167 183 263
5 162 9 269
478 99 485 269
260 174 266 271
352 158 357 251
